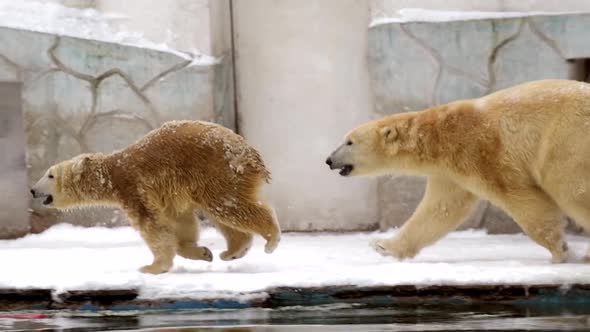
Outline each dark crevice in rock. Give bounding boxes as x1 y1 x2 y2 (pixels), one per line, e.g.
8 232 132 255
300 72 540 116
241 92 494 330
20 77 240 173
528 19 568 60
47 36 162 147
486 19 525 94
140 59 192 92
399 24 441 106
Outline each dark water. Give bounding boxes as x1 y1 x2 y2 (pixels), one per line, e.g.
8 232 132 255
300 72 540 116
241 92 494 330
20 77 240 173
2 303 590 331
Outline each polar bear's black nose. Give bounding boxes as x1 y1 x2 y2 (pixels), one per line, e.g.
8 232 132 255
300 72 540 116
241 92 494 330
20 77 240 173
325 158 333 166
30 189 36 197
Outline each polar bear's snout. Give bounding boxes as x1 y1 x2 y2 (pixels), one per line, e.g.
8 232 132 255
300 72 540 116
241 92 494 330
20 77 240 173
30 187 54 206
31 171 56 206
326 145 355 176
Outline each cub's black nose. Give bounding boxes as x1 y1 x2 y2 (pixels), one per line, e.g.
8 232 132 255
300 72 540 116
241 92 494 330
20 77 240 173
30 189 36 197
325 158 332 166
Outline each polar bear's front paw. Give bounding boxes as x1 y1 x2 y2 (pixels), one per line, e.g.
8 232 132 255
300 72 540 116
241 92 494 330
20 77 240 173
139 264 170 274
370 239 417 260
371 239 392 256
177 245 213 262
220 246 250 261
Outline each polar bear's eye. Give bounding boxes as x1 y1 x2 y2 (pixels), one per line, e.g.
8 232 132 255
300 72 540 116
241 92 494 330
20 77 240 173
48 174 54 179
346 140 353 146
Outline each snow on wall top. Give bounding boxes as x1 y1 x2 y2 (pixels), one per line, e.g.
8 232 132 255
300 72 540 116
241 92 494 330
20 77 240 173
370 8 590 27
0 0 217 65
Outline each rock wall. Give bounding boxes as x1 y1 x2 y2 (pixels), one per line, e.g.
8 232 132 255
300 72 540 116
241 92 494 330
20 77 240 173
3 7 590 235
368 13 590 233
0 27 231 233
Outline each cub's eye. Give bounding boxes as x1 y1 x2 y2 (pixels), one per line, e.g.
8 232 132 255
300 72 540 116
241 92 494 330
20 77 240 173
48 174 54 179
346 140 353 146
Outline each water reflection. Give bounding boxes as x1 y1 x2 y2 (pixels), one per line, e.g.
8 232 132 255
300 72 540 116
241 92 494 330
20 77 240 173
1 303 590 331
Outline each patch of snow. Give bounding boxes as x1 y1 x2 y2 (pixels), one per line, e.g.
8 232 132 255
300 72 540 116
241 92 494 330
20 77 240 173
1 224 589 301
188 54 221 66
369 8 590 27
0 0 218 65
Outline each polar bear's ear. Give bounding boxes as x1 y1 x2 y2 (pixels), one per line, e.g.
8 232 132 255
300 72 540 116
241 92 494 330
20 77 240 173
380 126 398 143
72 156 90 174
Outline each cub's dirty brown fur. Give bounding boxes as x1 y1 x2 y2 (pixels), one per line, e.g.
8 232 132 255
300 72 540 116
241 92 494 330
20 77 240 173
31 120 281 274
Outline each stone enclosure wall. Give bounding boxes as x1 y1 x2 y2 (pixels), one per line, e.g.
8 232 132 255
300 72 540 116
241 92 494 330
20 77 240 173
369 13 590 233
3 6 590 236
0 27 233 233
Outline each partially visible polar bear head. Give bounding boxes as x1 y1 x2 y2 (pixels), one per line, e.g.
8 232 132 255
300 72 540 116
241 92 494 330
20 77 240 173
326 117 415 177
30 154 97 209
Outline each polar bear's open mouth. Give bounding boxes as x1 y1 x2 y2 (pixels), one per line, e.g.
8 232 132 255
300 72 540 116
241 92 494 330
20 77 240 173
42 195 53 205
339 164 354 176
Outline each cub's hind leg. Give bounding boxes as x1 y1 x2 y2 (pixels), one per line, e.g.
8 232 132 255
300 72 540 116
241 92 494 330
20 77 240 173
175 210 213 262
207 200 281 254
215 221 253 261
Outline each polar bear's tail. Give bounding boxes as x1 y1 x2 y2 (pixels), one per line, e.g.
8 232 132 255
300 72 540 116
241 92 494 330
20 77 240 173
248 147 272 184
260 161 272 184
262 168 272 184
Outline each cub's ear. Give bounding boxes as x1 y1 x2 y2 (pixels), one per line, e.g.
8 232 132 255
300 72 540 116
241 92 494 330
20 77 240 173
72 155 90 174
379 126 398 143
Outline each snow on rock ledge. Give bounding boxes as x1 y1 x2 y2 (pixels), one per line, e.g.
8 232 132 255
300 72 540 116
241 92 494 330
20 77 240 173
370 8 590 26
0 0 217 64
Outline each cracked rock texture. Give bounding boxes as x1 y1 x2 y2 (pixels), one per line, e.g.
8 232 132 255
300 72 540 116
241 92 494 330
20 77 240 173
369 13 590 234
0 27 231 232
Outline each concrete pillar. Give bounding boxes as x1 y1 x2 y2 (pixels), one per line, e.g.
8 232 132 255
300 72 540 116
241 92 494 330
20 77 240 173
210 0 233 57
233 0 378 231
209 0 236 130
0 82 30 239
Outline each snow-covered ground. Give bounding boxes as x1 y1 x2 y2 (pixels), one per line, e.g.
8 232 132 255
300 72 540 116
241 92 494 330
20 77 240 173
0 0 216 64
370 8 589 27
1 224 589 301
